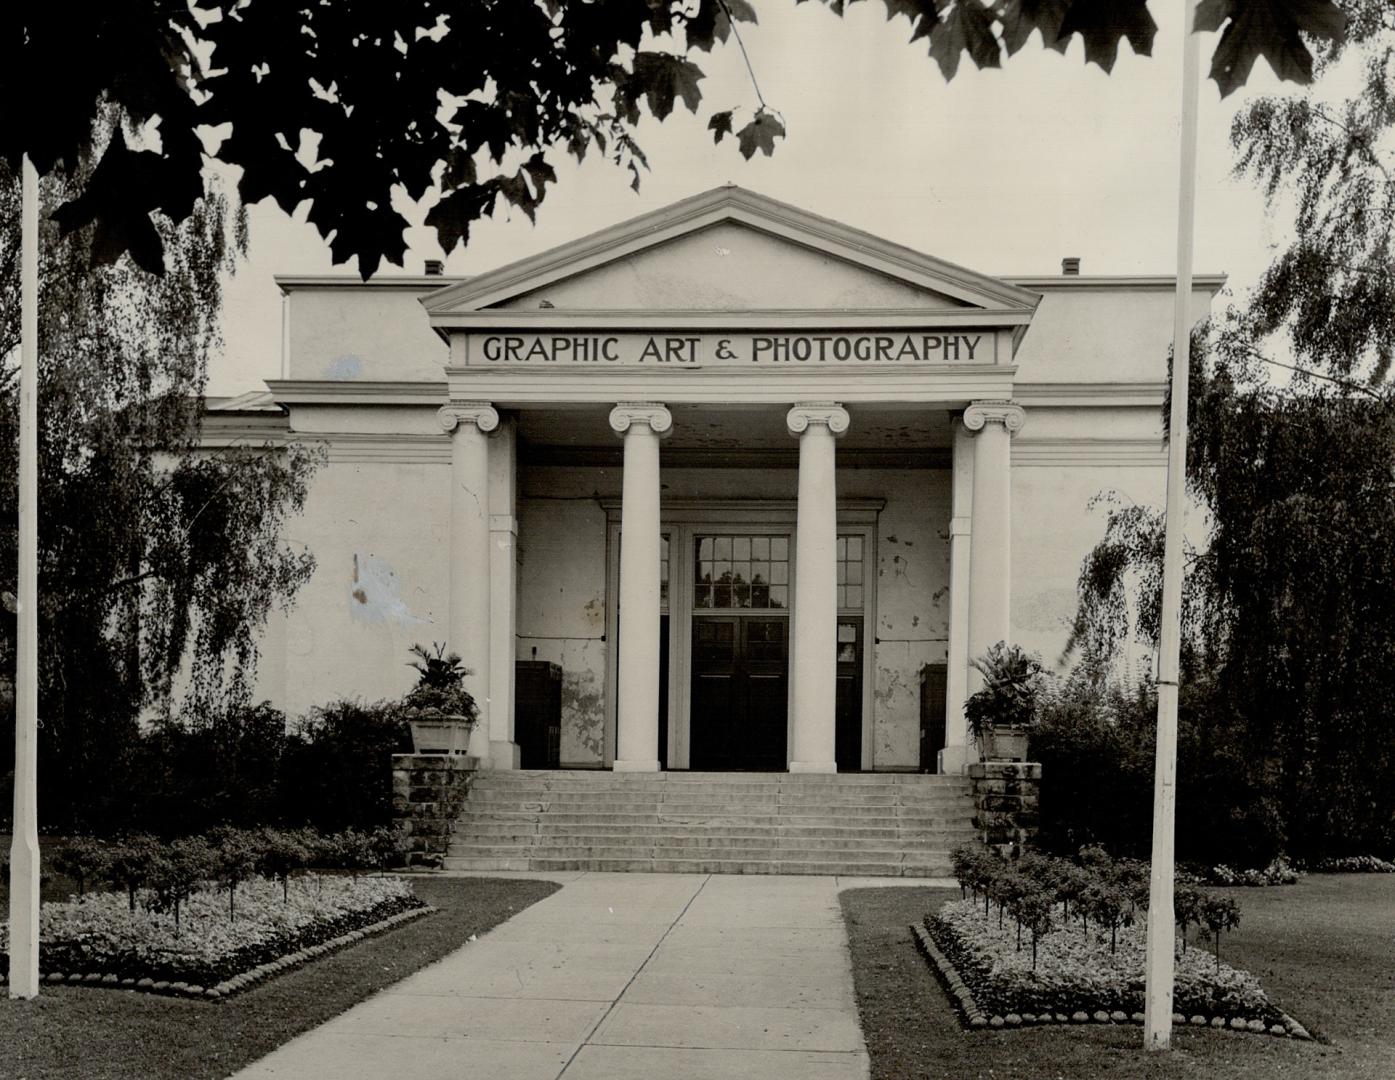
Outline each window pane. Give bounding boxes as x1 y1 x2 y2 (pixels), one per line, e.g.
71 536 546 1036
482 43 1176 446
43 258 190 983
770 586 787 608
837 536 847 559
714 560 731 582
837 562 846 585
698 560 712 584
837 586 847 608
733 581 750 607
848 536 863 561
847 561 862 585
846 586 862 609
751 583 769 607
699 537 712 560
772 562 788 585
752 536 769 559
714 537 731 560
694 585 711 608
714 583 732 608
733 536 750 560
771 536 788 561
733 561 750 583
751 561 769 584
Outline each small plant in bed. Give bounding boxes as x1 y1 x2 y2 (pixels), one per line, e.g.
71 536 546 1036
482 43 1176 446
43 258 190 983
928 844 1304 1036
0 827 428 997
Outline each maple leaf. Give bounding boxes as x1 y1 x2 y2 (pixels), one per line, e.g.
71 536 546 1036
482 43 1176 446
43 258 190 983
629 52 706 121
996 0 1073 56
927 1 1002 82
1196 0 1347 97
880 0 939 44
735 111 786 159
425 181 502 256
686 0 759 53
709 110 735 144
1057 0 1156 73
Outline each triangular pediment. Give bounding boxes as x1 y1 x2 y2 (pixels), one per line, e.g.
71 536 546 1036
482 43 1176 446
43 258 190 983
422 186 1039 320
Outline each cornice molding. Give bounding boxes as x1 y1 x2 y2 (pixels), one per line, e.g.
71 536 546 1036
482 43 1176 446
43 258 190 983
438 402 500 434
520 446 950 470
608 402 673 438
787 402 850 438
266 379 447 406
964 400 1026 434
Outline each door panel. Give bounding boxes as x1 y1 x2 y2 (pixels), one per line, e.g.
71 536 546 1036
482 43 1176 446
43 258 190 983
835 617 863 771
690 615 788 770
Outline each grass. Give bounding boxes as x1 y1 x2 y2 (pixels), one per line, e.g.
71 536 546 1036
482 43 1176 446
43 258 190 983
840 874 1395 1080
0 874 560 1080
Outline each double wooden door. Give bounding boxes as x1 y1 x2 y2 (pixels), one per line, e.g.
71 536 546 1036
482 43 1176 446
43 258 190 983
689 615 788 770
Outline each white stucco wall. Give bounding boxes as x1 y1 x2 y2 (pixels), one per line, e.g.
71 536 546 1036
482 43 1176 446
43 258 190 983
256 453 452 717
283 285 447 383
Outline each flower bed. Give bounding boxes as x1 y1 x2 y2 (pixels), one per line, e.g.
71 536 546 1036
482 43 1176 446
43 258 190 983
1 874 430 999
922 844 1312 1038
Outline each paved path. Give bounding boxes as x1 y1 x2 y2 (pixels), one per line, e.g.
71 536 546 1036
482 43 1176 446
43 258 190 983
232 872 889 1080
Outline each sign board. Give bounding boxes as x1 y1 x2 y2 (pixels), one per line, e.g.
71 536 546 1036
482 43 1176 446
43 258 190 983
465 332 996 367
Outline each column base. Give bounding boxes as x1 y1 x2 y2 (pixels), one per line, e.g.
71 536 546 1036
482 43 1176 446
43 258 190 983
788 760 838 774
937 745 978 775
612 758 661 772
488 740 521 770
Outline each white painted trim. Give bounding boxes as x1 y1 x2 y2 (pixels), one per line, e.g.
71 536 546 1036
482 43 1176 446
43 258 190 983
445 366 1016 405
1012 439 1168 467
266 379 446 405
1006 274 1227 293
431 310 1032 331
1014 381 1166 407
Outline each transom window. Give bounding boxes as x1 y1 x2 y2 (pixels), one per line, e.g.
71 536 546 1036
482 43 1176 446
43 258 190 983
837 535 865 611
694 534 789 610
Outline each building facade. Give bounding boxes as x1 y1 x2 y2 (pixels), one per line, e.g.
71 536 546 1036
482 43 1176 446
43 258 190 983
211 187 1220 774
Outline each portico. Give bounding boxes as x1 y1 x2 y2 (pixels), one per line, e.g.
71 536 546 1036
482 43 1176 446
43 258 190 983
232 185 1219 779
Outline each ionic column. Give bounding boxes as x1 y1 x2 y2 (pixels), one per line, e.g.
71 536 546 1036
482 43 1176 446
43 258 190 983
963 401 1025 706
609 402 672 772
786 402 849 774
940 419 976 774
487 415 519 769
438 401 499 748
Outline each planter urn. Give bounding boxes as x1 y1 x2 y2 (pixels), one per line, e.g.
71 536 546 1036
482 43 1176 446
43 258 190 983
981 726 1030 763
407 713 476 756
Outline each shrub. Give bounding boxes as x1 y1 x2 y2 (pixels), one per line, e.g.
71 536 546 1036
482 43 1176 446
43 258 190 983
51 836 113 897
147 835 216 932
280 699 412 833
208 826 263 922
104 834 164 913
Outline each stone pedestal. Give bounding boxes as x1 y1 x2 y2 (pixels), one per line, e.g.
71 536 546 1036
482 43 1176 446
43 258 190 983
391 753 479 866
968 761 1041 859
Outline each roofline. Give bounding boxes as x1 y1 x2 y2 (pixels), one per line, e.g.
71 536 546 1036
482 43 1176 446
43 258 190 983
276 271 1228 296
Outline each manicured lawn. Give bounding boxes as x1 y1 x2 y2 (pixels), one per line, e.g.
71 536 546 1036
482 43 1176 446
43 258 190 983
0 874 559 1080
840 874 1395 1080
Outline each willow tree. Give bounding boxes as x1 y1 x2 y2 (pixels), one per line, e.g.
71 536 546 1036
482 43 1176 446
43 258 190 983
0 130 318 829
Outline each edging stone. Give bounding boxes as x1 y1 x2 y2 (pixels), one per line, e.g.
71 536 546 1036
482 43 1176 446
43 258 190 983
6 903 436 1001
911 918 1312 1040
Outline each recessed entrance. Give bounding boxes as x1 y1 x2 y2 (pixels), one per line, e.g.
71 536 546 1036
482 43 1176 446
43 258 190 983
690 615 789 770
688 533 790 770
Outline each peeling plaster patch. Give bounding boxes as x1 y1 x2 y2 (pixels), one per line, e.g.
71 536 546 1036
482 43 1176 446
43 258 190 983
349 553 430 625
885 535 899 544
582 597 604 629
560 656 605 763
326 355 364 380
911 614 920 628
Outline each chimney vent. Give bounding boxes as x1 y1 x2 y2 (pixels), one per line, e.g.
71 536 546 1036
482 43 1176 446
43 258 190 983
424 258 445 276
1061 256 1081 276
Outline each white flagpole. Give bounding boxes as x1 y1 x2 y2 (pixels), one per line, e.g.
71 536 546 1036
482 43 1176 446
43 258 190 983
1143 0 1203 1051
8 152 41 1000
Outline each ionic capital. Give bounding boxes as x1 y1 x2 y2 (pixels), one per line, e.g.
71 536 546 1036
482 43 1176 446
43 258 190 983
963 400 1025 435
438 401 500 434
786 402 850 438
609 402 673 438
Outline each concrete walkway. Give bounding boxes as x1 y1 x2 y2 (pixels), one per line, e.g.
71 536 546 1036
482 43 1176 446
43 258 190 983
232 872 896 1080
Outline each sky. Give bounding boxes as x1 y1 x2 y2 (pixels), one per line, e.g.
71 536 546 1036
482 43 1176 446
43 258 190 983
210 1 1352 396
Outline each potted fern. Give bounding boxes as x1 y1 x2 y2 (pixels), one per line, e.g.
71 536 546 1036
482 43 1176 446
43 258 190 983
964 641 1043 762
403 642 479 755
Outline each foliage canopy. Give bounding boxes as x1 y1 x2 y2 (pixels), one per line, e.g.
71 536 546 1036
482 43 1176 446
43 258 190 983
3 1 1350 277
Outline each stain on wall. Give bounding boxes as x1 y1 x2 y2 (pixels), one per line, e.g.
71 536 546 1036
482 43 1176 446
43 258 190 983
348 552 430 626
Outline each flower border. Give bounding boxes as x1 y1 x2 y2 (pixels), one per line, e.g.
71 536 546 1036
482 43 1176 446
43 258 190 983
2 901 435 1001
912 917 1311 1040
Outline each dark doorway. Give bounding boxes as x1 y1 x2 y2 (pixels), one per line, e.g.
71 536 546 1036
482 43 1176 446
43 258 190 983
690 615 788 770
835 617 864 770
920 662 948 772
